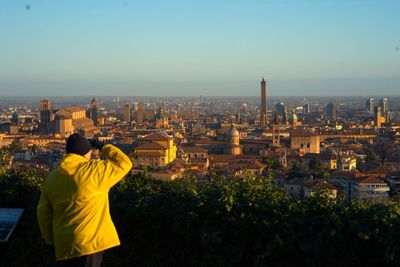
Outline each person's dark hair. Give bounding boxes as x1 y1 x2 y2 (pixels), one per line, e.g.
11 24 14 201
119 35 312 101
66 133 92 156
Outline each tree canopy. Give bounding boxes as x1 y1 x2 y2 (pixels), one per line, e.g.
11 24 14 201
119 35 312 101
1 169 400 266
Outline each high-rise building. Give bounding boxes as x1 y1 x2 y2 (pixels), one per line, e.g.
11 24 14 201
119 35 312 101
303 104 311 114
379 98 388 116
374 106 382 129
275 102 286 117
242 103 249 113
326 102 337 120
282 111 288 125
90 97 98 126
366 98 374 115
385 111 390 123
123 103 131 123
236 112 241 123
260 78 267 129
11 112 19 124
135 102 143 123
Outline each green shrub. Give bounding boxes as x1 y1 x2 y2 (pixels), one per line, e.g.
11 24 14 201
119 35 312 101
1 171 400 267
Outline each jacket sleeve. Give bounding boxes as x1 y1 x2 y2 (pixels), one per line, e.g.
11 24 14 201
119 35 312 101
95 144 133 190
36 191 54 245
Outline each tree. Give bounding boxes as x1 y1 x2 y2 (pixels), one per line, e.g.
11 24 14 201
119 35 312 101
288 163 304 180
365 147 379 162
308 157 325 179
8 139 22 153
3 169 400 266
265 158 275 170
30 144 38 156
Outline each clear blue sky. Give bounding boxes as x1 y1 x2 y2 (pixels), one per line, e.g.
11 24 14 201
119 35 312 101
0 0 399 96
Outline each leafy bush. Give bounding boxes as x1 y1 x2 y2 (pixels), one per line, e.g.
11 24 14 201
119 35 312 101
1 170 400 266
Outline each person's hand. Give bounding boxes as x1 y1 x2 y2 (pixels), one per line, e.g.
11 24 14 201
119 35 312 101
89 138 105 150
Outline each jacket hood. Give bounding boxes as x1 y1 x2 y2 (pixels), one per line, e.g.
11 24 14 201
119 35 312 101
59 153 88 176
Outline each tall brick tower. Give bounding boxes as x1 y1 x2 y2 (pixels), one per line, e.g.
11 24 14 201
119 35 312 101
374 105 382 129
90 97 98 126
272 112 280 147
123 103 131 123
39 99 52 133
260 78 267 129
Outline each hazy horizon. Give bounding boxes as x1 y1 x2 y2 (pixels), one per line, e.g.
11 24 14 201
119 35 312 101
1 77 400 97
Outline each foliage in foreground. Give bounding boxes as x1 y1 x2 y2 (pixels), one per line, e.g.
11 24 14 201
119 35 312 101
1 170 400 267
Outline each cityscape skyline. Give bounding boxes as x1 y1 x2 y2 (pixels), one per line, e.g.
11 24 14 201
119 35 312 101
3 86 400 265
1 1 399 96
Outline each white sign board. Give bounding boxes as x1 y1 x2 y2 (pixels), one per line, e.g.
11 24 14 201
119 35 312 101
0 208 24 242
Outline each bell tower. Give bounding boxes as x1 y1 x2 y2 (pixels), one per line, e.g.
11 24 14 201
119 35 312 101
272 112 280 148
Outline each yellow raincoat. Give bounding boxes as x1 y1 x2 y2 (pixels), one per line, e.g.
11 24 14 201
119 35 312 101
37 144 132 261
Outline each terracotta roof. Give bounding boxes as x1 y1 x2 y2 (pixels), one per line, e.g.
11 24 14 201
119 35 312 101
173 158 187 168
246 161 266 169
135 151 165 157
55 110 72 119
331 171 358 179
152 168 181 175
187 158 208 164
240 139 270 145
63 106 85 113
134 142 167 150
225 161 265 170
227 162 249 170
291 130 318 137
209 154 262 163
354 177 387 184
306 180 337 190
302 152 336 160
195 139 226 145
181 146 208 153
366 164 399 174
140 132 172 141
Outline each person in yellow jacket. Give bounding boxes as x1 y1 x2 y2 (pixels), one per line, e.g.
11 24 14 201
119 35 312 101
37 133 132 267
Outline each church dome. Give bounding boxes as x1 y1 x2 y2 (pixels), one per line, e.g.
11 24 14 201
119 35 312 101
289 113 298 120
227 125 239 137
155 108 168 121
155 113 167 121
